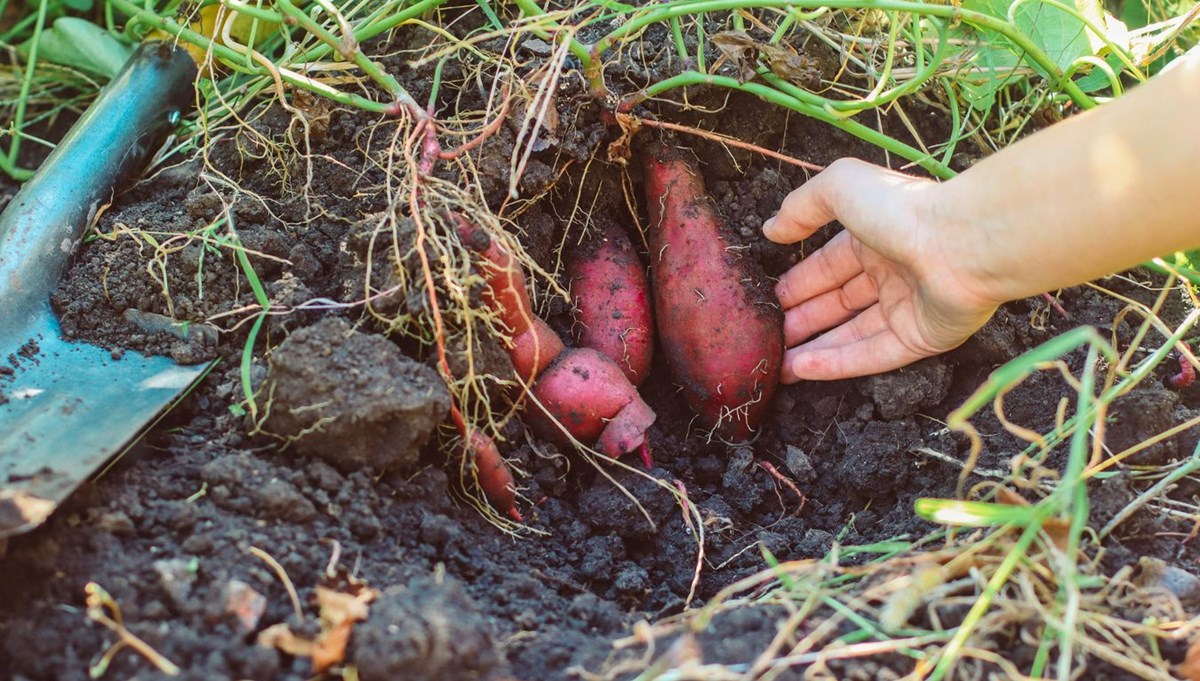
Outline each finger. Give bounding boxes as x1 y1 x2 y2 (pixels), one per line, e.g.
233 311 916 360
781 329 928 382
782 271 879 345
762 158 879 245
774 231 863 309
789 303 889 352
762 171 839 245
764 158 935 247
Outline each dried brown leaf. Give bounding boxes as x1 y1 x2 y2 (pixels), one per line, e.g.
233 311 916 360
313 619 355 673
257 623 314 658
710 31 759 82
607 113 642 165
1180 637 1200 681
710 31 821 87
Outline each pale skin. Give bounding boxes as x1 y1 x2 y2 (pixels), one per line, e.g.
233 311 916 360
764 49 1200 383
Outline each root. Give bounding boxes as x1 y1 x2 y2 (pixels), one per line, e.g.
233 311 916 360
85 583 181 677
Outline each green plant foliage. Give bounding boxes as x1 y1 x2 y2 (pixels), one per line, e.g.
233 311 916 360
950 0 1128 109
20 17 133 80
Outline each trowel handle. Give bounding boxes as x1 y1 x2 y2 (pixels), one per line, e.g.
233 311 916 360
0 42 197 329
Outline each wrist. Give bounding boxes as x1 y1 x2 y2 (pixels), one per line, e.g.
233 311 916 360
917 178 1016 310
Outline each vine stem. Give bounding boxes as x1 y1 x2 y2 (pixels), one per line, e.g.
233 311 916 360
624 70 955 178
107 0 445 114
591 0 1095 110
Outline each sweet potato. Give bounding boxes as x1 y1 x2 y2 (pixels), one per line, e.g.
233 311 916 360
641 143 783 440
455 215 560 384
567 222 654 386
524 348 656 459
454 214 657 480
465 428 520 521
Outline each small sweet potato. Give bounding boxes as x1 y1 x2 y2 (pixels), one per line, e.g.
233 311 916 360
454 214 558 384
524 348 656 459
455 214 658 483
465 428 520 521
567 222 654 386
642 143 783 440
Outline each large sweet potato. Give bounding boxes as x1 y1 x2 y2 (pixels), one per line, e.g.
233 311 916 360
642 143 783 440
567 222 654 386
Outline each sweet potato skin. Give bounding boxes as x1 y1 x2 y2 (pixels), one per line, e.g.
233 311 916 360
466 429 520 520
567 223 654 386
456 215 657 461
642 144 783 440
525 348 654 458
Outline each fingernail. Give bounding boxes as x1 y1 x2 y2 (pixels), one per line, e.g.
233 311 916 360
762 216 777 234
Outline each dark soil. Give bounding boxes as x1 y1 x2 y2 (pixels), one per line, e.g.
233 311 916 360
2 15 1200 681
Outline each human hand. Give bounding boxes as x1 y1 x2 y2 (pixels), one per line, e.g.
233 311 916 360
764 159 1002 382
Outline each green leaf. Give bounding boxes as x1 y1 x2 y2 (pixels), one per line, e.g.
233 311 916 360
1072 51 1126 92
914 498 1040 527
20 18 132 80
1012 1 1094 73
473 0 503 31
958 42 1023 110
1119 0 1150 30
961 0 1103 76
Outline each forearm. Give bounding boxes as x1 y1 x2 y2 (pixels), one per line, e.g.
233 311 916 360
934 52 1200 304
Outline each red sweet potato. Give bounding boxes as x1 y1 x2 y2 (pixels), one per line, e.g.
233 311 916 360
455 214 657 470
641 143 783 440
454 215 560 384
567 222 654 386
465 428 521 521
524 348 656 459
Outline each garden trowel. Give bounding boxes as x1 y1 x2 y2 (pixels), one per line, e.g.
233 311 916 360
0 42 211 539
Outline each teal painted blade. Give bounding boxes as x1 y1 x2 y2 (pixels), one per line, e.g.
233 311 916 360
0 310 212 538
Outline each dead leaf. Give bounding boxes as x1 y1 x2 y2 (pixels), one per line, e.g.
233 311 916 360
710 31 760 82
257 623 314 658
316 585 375 626
292 89 333 142
710 31 821 87
313 620 355 673
256 582 378 672
309 584 378 671
1180 636 1200 681
994 487 1031 506
759 43 821 87
1040 517 1072 552
607 112 642 165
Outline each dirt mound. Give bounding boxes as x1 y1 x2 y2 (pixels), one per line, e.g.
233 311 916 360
262 316 450 472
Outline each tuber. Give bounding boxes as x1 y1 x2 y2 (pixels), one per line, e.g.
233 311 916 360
463 428 519 520
453 214 657 518
524 348 657 458
566 222 654 386
641 142 783 440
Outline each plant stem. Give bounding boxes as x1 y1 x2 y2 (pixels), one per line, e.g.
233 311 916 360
275 0 426 116
106 0 403 113
591 0 1096 110
3 0 48 180
623 70 955 178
